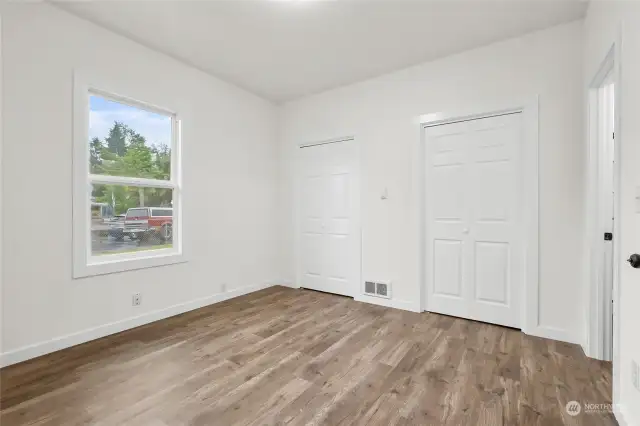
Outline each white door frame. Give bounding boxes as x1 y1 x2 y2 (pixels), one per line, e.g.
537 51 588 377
585 40 622 367
0 13 4 358
293 136 362 298
414 98 539 335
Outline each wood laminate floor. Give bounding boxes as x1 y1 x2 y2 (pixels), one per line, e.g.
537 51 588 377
0 286 615 426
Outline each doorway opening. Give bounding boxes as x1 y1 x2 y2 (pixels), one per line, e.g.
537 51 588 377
587 49 619 362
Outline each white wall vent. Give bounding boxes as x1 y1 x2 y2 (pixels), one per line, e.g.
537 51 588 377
376 282 389 298
364 281 376 295
363 281 391 299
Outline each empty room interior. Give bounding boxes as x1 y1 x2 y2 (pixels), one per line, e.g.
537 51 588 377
1 0 640 425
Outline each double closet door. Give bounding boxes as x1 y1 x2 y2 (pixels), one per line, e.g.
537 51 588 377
424 113 524 329
298 139 359 297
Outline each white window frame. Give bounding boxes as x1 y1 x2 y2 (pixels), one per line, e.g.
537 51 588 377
73 71 185 278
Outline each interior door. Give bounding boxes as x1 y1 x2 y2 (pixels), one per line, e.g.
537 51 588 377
298 140 359 297
425 113 523 328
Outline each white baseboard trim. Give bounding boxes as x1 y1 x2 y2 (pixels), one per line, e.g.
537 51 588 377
526 325 581 346
279 280 298 289
615 404 634 426
354 294 421 313
288 281 418 312
0 281 278 368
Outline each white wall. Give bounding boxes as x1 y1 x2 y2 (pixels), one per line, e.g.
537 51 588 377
0 4 280 365
281 22 585 343
584 2 640 425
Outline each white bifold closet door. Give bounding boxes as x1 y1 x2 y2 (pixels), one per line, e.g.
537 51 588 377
424 113 524 329
298 139 359 297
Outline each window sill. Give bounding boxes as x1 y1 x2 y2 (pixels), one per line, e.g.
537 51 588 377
73 249 187 278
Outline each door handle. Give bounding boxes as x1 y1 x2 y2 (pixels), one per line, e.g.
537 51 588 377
627 254 640 269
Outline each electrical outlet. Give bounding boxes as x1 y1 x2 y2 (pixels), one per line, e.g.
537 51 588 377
221 283 227 293
132 293 142 307
633 360 640 391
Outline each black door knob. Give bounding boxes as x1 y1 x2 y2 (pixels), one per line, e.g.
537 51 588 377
627 254 640 269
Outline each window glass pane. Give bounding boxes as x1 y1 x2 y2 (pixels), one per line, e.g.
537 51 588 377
126 208 149 219
152 209 173 217
89 94 172 180
91 184 174 257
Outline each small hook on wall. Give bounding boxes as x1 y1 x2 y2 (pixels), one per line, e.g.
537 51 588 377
381 188 388 200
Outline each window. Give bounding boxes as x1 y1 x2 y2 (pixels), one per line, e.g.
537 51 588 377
125 208 150 220
151 209 173 217
73 74 184 278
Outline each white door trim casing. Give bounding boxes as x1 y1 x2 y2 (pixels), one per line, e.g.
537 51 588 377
413 98 540 337
0 14 4 358
585 45 618 363
584 30 623 423
293 136 362 298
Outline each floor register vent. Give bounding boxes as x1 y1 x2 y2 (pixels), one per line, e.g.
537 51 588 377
364 281 391 299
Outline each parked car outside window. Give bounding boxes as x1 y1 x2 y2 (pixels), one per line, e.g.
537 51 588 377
124 207 173 243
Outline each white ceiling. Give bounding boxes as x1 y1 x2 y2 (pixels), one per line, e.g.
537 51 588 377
55 1 588 102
